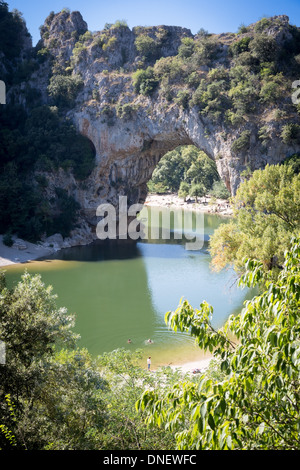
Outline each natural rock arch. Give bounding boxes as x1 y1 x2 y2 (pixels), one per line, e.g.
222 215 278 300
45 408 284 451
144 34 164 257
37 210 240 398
71 99 295 227
36 10 300 230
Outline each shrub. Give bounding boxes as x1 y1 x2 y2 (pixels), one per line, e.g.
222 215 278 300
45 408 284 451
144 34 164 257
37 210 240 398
259 80 281 103
249 34 278 63
254 17 271 33
281 123 300 144
3 232 13 247
210 180 230 199
132 67 159 96
282 153 300 174
229 37 252 57
178 37 195 59
258 125 271 147
231 130 251 153
190 183 206 202
178 181 190 200
102 36 117 52
237 23 248 34
111 19 129 29
174 89 190 109
116 103 138 120
47 74 84 107
135 34 159 61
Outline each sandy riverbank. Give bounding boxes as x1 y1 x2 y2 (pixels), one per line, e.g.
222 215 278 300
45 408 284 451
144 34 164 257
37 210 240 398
167 357 213 374
0 235 55 268
145 193 233 216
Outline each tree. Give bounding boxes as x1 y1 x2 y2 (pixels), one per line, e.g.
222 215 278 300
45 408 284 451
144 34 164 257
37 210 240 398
0 1 26 61
47 74 84 107
137 237 300 450
97 349 178 450
135 34 159 62
190 183 205 203
209 163 300 276
249 34 278 63
0 272 107 450
178 181 190 201
210 180 230 199
132 67 159 96
148 146 220 195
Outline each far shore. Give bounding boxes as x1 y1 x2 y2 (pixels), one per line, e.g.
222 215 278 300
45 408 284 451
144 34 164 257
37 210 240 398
145 192 232 216
0 234 56 269
0 193 232 269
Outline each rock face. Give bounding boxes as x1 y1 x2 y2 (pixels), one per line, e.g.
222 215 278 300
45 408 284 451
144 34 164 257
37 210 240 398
31 12 300 230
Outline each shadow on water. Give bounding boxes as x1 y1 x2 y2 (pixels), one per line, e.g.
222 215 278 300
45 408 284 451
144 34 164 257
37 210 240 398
4 209 252 366
41 239 144 263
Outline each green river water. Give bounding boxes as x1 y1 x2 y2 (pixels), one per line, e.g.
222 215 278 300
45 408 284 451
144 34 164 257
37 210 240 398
4 207 254 369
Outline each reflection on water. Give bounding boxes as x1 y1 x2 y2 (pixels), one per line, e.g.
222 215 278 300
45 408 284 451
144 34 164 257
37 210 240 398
4 209 254 368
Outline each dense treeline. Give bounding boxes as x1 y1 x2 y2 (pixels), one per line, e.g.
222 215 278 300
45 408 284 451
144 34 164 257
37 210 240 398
0 104 95 241
147 145 230 199
209 159 300 277
0 2 95 242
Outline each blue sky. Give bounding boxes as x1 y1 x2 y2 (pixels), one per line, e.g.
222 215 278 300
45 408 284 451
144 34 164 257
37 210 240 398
7 0 300 45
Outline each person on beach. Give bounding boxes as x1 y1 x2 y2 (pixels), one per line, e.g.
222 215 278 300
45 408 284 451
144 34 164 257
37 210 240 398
147 356 151 370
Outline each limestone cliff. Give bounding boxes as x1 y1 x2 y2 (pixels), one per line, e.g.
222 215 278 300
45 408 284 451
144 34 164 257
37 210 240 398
7 10 300 236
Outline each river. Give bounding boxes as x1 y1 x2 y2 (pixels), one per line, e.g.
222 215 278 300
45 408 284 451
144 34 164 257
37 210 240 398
4 207 254 369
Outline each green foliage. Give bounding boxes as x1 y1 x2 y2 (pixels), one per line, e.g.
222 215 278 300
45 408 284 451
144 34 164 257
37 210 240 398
47 74 84 107
178 181 190 200
2 232 13 247
228 71 260 114
135 34 160 62
0 104 95 241
0 272 99 449
174 88 190 109
137 238 300 450
259 73 286 103
237 23 248 34
0 2 26 61
132 67 159 96
190 183 206 202
209 164 300 275
111 19 129 30
190 77 231 120
282 153 300 174
148 146 220 194
178 37 195 59
281 123 300 144
231 130 251 153
254 17 272 33
97 349 177 450
116 103 138 120
258 125 271 147
210 180 230 199
249 34 278 63
229 37 252 57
